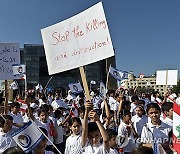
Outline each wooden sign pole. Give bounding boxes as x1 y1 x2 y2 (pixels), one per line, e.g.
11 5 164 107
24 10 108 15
79 66 91 102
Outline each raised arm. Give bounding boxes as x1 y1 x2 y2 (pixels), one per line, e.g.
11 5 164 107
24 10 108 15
82 101 93 147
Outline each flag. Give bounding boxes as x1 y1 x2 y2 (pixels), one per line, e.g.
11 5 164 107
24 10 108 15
9 81 18 90
11 121 44 153
173 102 180 153
13 64 26 79
17 99 28 112
153 142 167 154
35 84 43 92
69 101 79 117
109 66 128 81
139 74 144 79
90 80 96 85
68 82 83 94
99 82 106 99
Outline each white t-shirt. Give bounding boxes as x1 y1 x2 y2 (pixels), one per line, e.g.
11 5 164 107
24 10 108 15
92 96 101 110
141 121 172 144
65 134 82 154
130 103 137 115
34 117 54 145
108 97 116 111
113 101 119 111
131 114 148 136
176 97 180 105
0 128 17 153
9 112 23 127
54 118 63 144
118 121 136 152
109 148 119 154
82 142 108 154
51 99 68 109
162 117 173 128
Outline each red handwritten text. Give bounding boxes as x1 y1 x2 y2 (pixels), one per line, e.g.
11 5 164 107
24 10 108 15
86 19 106 33
52 31 69 45
72 26 84 38
55 52 67 60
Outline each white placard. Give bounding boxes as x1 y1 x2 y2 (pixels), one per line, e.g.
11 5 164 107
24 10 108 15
41 2 114 75
156 70 178 85
0 43 20 80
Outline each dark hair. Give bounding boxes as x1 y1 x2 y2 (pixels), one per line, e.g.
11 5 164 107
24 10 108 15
161 102 173 113
131 146 153 154
0 115 13 125
131 95 139 102
54 109 63 118
3 146 24 154
38 107 49 116
121 109 131 117
68 117 81 126
88 122 99 133
106 129 117 140
10 102 20 108
146 103 161 113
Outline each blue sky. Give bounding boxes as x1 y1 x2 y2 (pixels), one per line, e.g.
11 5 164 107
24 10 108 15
0 0 180 77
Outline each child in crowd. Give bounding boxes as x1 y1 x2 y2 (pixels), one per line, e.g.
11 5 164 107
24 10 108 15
141 103 172 152
27 102 56 152
0 115 17 153
82 101 109 153
118 110 138 153
131 106 148 137
106 128 119 154
64 117 82 154
9 102 23 128
161 102 173 127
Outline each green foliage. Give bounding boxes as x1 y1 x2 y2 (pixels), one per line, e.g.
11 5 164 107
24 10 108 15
173 80 180 94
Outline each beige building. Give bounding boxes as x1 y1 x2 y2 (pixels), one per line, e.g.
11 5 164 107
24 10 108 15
121 73 167 95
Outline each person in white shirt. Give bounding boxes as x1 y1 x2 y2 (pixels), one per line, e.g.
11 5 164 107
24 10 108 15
9 102 23 128
82 102 109 154
106 129 119 154
130 95 139 116
65 117 82 154
161 102 173 127
108 90 116 111
51 92 68 110
141 103 172 152
118 110 138 153
131 106 148 137
0 115 17 153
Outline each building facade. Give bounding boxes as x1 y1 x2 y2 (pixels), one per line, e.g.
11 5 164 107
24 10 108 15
121 73 167 95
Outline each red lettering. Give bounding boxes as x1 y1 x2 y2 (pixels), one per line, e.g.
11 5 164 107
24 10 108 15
72 26 84 38
52 31 69 45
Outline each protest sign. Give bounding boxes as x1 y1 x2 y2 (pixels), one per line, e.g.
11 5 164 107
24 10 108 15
156 70 178 85
41 2 114 75
0 43 20 80
13 64 26 79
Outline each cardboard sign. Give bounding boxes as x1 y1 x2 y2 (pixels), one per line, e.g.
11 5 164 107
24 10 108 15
41 2 114 75
0 43 20 80
156 70 178 85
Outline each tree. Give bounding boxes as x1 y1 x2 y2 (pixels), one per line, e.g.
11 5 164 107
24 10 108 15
173 79 180 94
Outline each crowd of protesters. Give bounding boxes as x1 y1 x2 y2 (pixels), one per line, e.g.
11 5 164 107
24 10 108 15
0 87 179 154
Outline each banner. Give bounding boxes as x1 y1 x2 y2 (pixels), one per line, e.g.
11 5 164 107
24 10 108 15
11 121 43 153
41 2 114 75
68 82 83 94
0 43 20 80
13 64 26 79
109 66 128 81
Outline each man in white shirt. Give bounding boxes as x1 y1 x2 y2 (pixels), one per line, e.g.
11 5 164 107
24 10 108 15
161 102 173 127
51 92 68 110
